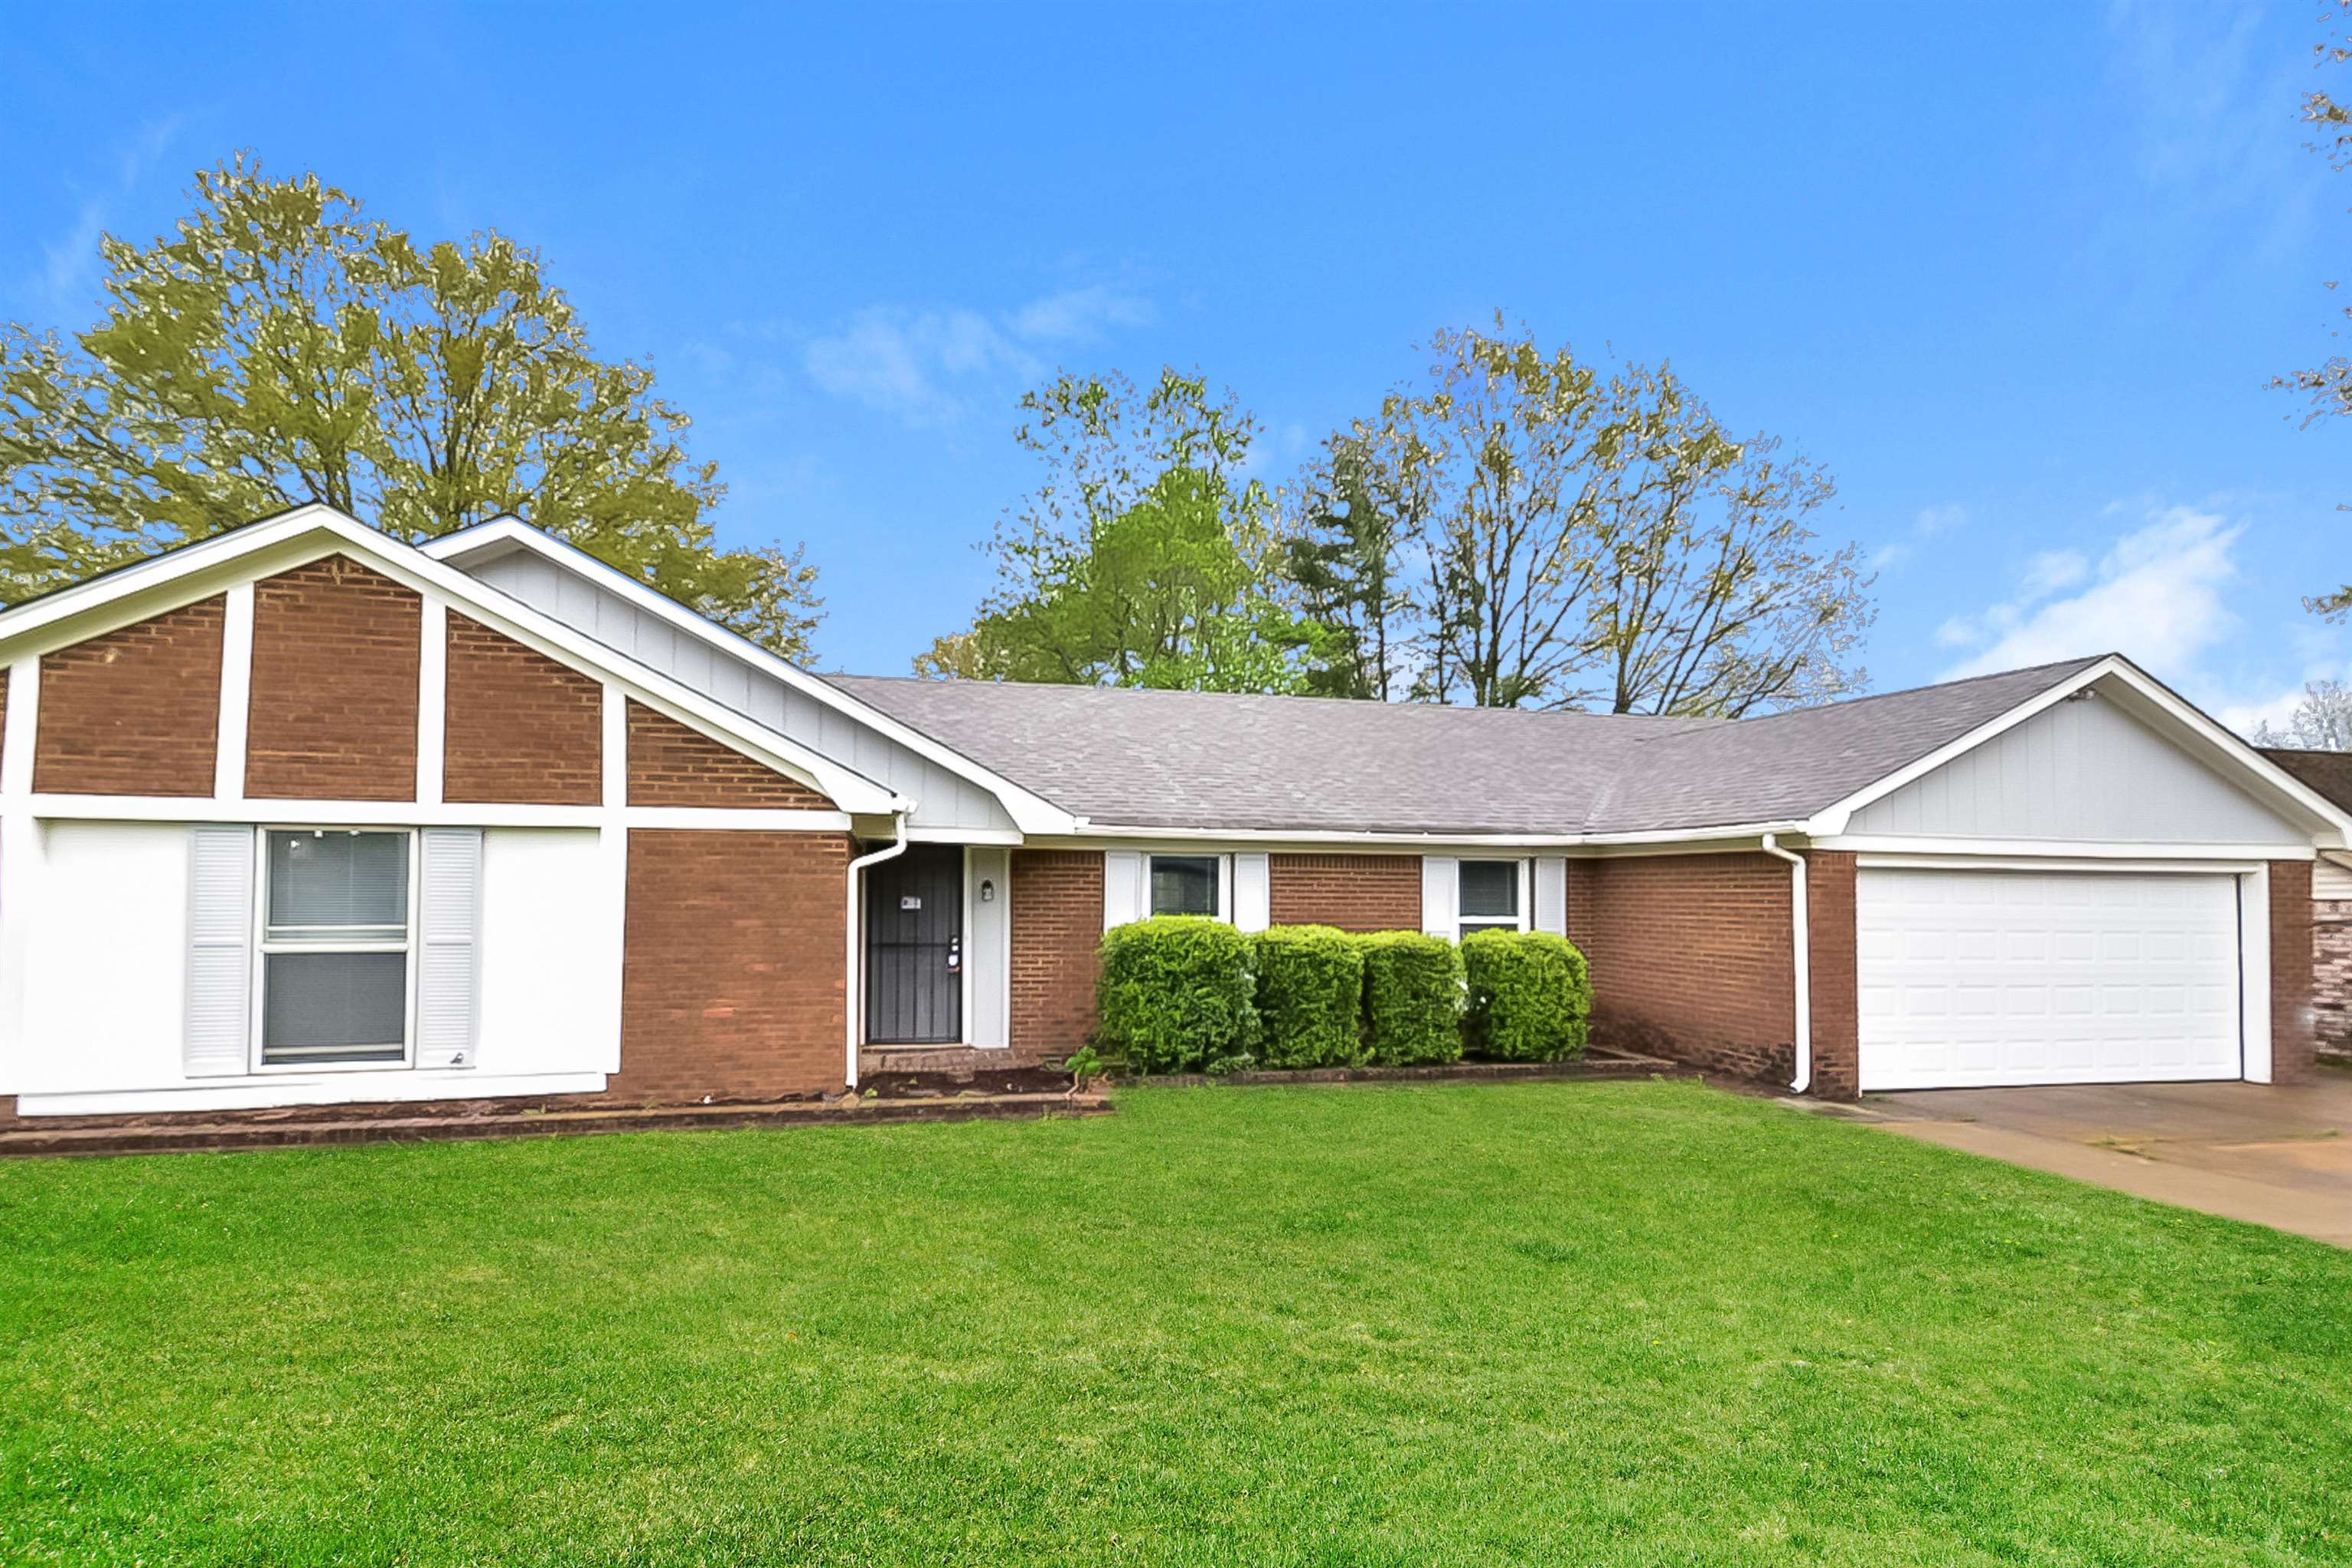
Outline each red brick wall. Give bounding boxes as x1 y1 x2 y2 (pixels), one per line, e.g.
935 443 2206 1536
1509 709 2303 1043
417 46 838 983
1804 851 1860 1100
2271 859 2317 1085
1268 853 1422 931
247 556 420 800
614 829 851 1100
1567 850 1799 1087
1011 849 1102 1055
626 701 831 808
33 596 224 795
2313 897 2352 1061
443 612 603 805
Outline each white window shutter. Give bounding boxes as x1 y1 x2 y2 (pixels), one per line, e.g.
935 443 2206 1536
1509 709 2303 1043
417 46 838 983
185 826 256 1077
416 828 483 1070
1421 855 1459 939
1233 853 1271 933
1534 856 1568 936
1104 851 1145 932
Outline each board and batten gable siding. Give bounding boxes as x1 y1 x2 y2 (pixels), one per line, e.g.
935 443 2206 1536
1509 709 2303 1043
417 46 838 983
467 550 1017 833
1848 691 2307 844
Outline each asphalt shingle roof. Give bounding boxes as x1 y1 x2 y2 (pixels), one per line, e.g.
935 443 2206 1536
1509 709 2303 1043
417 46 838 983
2261 746 2352 812
826 655 2108 837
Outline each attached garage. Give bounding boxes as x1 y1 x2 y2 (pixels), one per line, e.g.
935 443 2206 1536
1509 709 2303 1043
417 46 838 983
1855 865 2258 1090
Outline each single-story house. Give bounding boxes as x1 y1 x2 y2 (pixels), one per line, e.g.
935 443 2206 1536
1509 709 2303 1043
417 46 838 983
0 505 2339 1126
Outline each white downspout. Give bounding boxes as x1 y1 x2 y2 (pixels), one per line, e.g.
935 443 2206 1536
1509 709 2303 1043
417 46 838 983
1760 833 1811 1096
844 812 910 1092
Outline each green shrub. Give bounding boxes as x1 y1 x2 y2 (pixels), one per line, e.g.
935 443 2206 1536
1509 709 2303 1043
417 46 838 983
1359 932 1465 1066
1096 916 1259 1074
1460 930 1590 1062
1253 925 1369 1069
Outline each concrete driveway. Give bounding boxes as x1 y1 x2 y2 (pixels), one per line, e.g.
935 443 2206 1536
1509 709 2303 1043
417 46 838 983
1838 1073 2352 1246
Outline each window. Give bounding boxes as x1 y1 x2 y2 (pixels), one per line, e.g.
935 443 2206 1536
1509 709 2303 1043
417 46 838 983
1458 858 1524 942
259 829 414 1067
1149 854 1222 918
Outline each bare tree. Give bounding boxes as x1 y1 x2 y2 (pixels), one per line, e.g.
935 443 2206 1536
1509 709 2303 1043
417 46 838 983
2253 679 2352 750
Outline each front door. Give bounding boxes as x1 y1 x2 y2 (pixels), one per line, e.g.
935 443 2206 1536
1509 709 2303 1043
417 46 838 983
865 844 963 1044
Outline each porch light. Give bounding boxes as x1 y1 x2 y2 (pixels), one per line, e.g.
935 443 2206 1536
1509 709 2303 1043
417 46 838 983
980 878 995 903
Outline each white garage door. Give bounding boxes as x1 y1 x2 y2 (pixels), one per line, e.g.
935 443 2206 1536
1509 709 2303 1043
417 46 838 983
1857 868 2243 1091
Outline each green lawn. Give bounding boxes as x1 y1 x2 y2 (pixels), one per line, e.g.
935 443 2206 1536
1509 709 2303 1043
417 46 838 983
2 1081 2347 1566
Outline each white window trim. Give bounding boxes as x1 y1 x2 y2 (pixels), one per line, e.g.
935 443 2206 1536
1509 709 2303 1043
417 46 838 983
1146 852 1231 922
248 826 421 1074
1456 857 1532 939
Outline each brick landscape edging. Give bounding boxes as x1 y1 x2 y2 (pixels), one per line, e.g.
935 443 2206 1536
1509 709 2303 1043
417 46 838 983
1129 1050 1683 1089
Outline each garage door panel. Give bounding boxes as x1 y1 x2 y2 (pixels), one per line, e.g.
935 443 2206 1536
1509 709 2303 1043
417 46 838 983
1857 868 2241 1090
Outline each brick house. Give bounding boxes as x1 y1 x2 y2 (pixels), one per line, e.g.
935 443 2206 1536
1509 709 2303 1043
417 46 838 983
0 506 2341 1126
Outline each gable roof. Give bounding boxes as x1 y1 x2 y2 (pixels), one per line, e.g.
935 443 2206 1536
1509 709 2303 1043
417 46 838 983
0 506 909 815
420 514 1080 835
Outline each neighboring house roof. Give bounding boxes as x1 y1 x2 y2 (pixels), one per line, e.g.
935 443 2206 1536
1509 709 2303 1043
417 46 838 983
831 658 2116 837
2262 746 2352 812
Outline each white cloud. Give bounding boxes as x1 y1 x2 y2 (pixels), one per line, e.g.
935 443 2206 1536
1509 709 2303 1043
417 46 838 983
35 116 181 308
1006 284 1152 344
1937 505 2243 679
802 283 1152 427
1870 501 1967 577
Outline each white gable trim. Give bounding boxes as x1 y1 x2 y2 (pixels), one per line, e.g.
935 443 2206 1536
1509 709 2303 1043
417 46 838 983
421 514 1081 835
0 505 909 818
1803 655 2352 848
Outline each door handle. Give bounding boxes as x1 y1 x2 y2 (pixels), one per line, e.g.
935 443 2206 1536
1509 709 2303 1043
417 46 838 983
946 934 961 972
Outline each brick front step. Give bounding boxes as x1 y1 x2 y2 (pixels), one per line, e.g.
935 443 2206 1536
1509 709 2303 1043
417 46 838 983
0 1091 1109 1158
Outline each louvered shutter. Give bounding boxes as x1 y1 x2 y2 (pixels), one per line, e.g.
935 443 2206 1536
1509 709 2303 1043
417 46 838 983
416 828 483 1070
185 825 255 1077
1233 853 1270 933
1534 856 1568 936
1103 851 1145 932
1421 855 1459 939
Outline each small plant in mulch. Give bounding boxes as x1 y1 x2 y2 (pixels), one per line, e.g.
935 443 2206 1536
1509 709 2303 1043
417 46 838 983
1063 1046 1107 1093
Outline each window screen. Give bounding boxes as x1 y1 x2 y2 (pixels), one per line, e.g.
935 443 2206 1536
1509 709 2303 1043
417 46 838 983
1149 855 1220 917
267 830 410 942
261 830 412 1066
1459 860 1520 920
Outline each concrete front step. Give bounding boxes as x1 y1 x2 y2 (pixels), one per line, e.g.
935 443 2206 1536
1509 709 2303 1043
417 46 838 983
0 1091 1111 1158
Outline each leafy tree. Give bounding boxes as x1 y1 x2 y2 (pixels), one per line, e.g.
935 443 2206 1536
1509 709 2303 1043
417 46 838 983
2252 679 2352 750
1288 320 1870 714
1582 364 1870 715
0 157 822 656
920 369 1321 692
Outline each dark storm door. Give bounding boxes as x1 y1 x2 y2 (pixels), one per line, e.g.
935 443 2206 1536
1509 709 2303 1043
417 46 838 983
865 844 963 1044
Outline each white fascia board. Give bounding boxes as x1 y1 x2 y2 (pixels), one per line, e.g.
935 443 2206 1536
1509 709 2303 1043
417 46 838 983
0 505 909 818
1824 834 2313 861
1804 655 2352 848
1026 819 1811 854
422 515 1080 835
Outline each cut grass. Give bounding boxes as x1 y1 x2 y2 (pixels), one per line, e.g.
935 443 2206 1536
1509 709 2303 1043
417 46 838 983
1 1079 2347 1566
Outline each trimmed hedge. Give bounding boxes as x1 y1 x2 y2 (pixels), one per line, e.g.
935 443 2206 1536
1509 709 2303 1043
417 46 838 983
1359 932 1465 1066
1096 916 1259 1073
1460 929 1591 1063
1254 925 1368 1069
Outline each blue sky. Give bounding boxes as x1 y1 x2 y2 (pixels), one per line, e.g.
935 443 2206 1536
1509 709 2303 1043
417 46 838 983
5 2 2349 731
